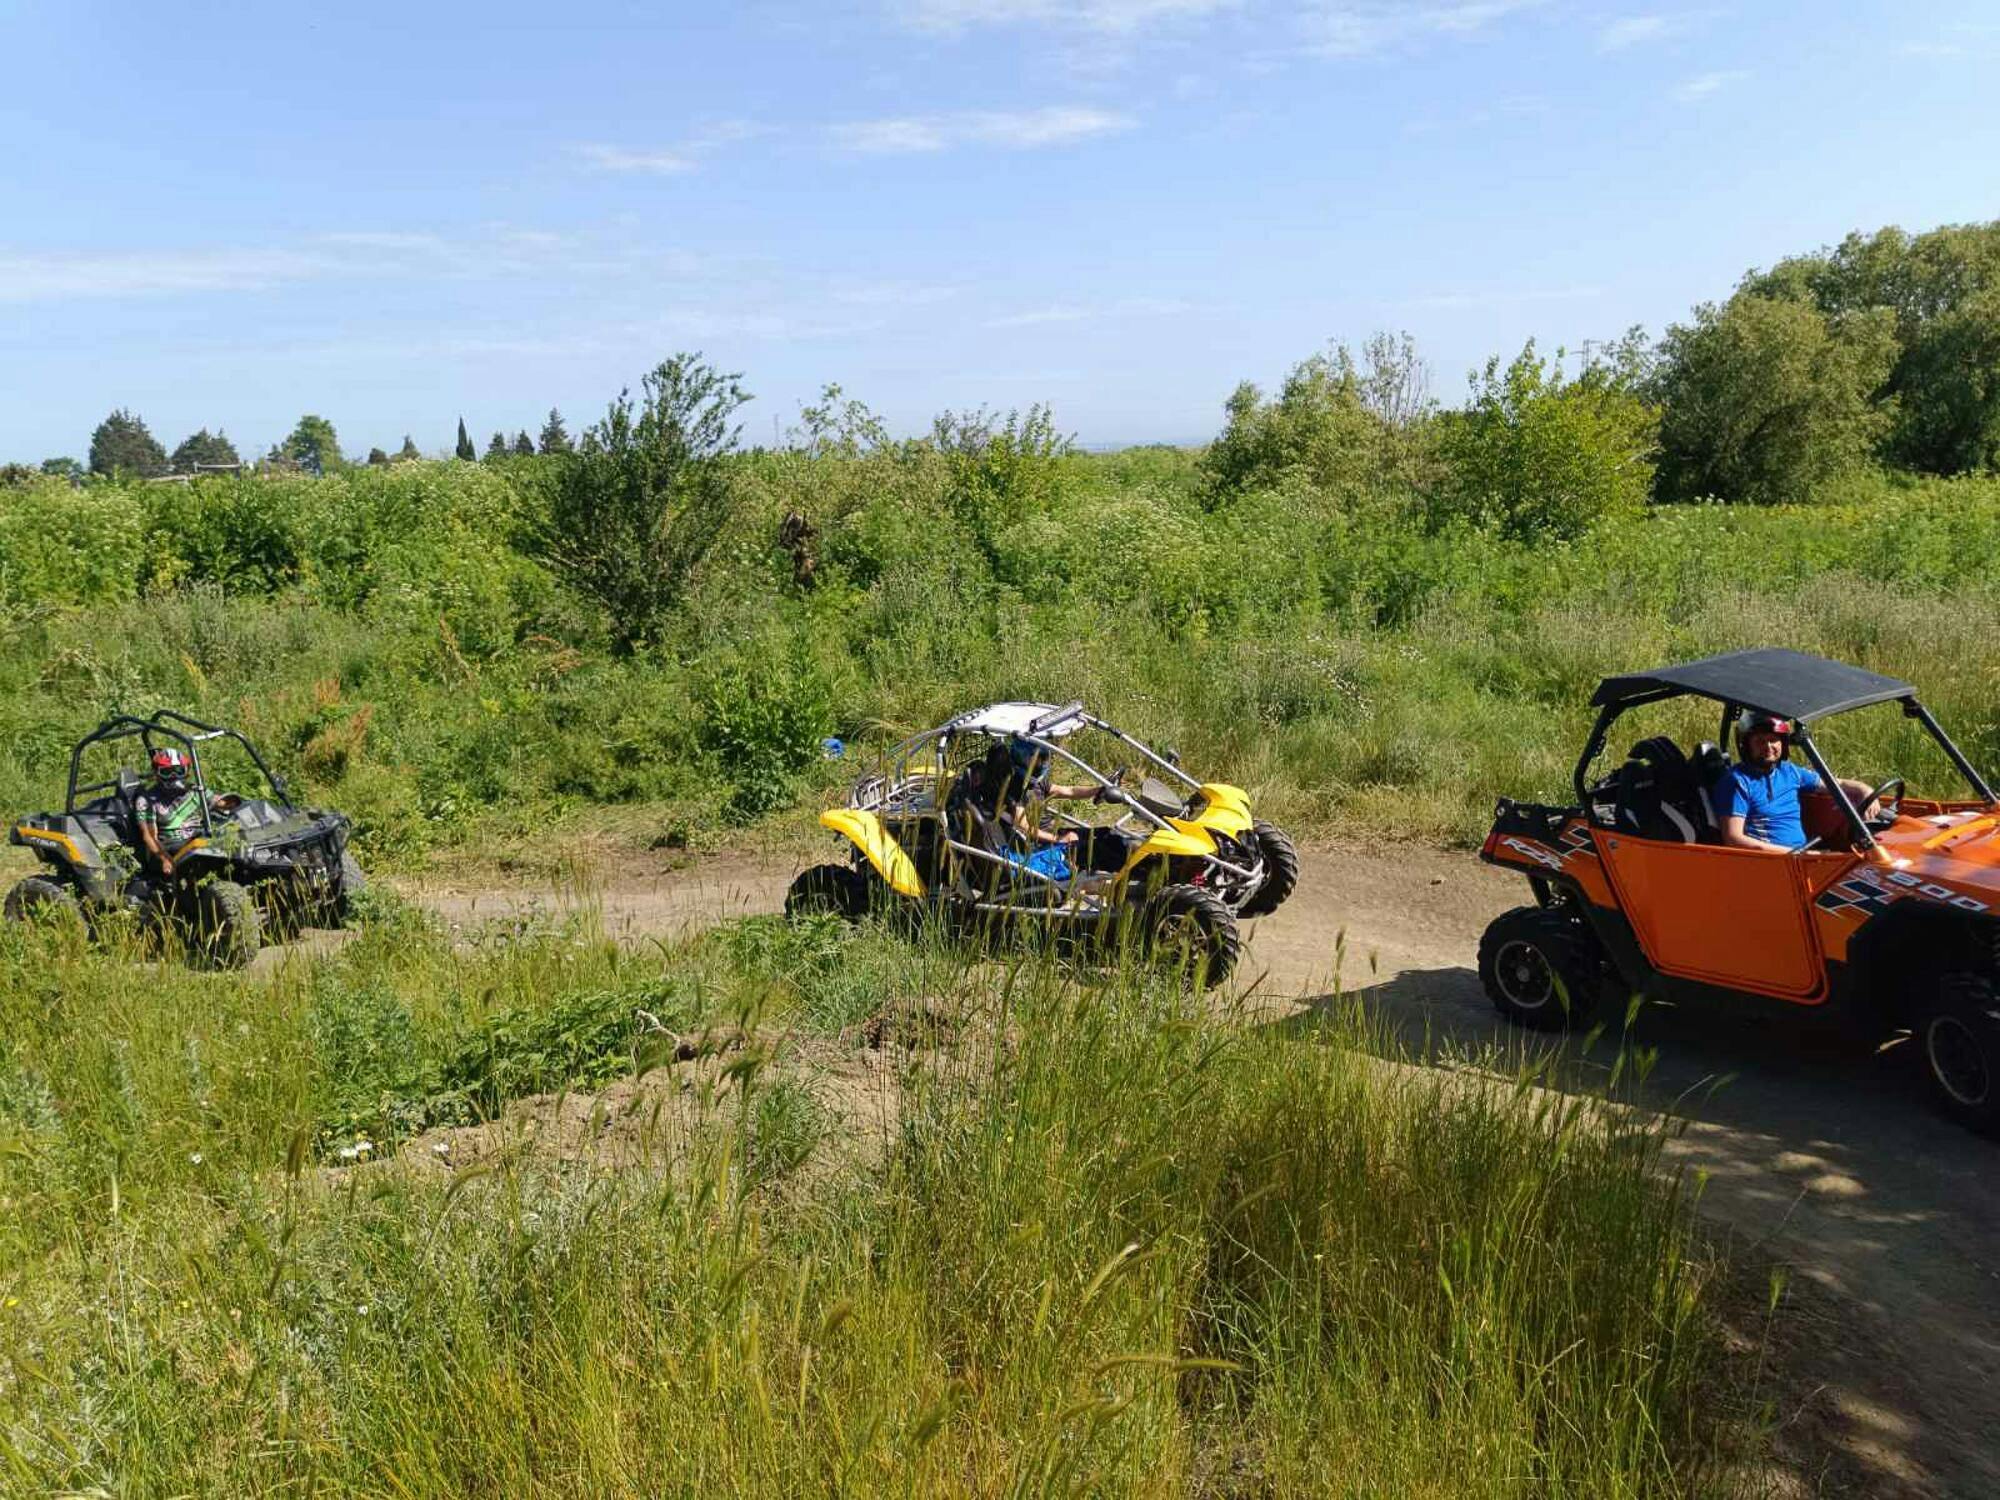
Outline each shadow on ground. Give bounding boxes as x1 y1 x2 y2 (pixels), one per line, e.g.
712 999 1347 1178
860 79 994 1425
1267 964 2000 1499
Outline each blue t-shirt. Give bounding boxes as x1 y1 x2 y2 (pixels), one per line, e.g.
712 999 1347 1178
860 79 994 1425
1716 761 1823 849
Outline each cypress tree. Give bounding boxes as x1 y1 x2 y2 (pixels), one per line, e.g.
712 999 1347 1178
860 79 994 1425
539 408 572 454
455 418 476 461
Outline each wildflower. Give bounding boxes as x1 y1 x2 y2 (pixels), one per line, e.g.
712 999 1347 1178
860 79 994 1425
188 1152 203 1165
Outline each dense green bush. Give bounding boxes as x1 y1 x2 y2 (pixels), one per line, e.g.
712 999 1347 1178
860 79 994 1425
1429 342 1657 542
1652 295 1897 505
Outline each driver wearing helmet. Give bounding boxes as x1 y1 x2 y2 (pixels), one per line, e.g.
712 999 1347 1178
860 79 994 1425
1717 711 1876 853
946 736 1126 874
134 746 239 878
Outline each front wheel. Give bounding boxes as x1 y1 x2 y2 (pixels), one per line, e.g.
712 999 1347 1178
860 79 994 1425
1477 905 1605 1031
1237 821 1299 918
330 850 367 926
785 863 865 921
1147 884 1241 990
180 879 262 970
1918 971 2000 1137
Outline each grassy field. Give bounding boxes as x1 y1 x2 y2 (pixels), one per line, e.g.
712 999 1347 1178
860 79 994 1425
0 896 1765 1495
5 448 1997 1490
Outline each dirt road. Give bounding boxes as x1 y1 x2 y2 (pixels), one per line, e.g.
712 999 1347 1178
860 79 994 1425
413 844 2000 1497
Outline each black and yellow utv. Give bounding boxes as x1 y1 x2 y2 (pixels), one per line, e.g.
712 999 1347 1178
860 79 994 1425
6 711 363 968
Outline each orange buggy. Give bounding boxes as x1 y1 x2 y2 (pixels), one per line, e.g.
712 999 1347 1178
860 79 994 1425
1478 648 2000 1136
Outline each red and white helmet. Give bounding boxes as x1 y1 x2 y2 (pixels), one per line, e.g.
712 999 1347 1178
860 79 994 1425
1735 710 1794 748
150 745 192 782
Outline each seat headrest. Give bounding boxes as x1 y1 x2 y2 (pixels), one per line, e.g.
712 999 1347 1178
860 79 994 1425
1626 736 1688 773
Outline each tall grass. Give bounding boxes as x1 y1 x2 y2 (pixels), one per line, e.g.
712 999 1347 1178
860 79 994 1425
8 460 2000 864
0 901 1751 1494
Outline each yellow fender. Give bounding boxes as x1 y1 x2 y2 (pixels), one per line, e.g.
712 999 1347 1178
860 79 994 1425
1118 818 1216 876
819 809 925 897
1188 783 1254 838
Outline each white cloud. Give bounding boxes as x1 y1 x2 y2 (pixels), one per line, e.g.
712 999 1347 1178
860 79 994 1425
573 121 765 176
575 144 698 174
829 105 1134 153
1397 284 1605 309
985 295 1192 327
0 248 344 301
900 0 1237 34
1597 14 1668 50
0 227 652 304
1672 68 1746 101
1293 1 1543 58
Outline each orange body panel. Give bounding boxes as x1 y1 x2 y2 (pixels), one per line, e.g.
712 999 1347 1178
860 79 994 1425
1483 799 2000 1008
1593 831 1836 999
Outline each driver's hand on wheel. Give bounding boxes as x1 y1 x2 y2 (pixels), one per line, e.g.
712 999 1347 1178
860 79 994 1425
1058 829 1080 845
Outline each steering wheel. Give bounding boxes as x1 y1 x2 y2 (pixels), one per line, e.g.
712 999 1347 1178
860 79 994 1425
1862 776 1905 827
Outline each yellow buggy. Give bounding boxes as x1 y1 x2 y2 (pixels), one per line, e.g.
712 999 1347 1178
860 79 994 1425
785 701 1299 987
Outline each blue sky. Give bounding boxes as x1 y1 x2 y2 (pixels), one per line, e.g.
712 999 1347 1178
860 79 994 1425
2 0 1996 459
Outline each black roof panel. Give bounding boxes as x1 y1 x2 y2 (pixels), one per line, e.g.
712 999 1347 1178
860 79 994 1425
1591 648 1913 721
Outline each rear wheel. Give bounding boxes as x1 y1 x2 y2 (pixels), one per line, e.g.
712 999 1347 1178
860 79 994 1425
1918 971 2000 1137
786 863 865 921
1478 905 1605 1031
5 875 82 925
181 879 261 970
1238 821 1299 918
1147 884 1241 990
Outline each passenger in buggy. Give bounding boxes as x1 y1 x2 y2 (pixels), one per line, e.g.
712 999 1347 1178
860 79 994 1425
945 738 1133 878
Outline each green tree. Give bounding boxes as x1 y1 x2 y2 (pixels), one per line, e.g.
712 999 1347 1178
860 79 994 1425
517 353 750 654
41 456 84 483
366 446 391 467
1428 341 1657 542
539 408 572 454
1200 339 1422 504
88 409 167 477
1652 296 1896 505
396 435 421 461
1738 221 2000 474
485 431 508 461
169 428 241 472
455 418 476 462
1890 287 2000 474
278 414 343 475
513 430 535 457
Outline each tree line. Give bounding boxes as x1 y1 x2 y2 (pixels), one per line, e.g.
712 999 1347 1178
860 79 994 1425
9 218 1997 507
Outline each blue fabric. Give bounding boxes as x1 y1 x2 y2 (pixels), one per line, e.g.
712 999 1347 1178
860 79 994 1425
1004 844 1072 881
1716 760 1823 848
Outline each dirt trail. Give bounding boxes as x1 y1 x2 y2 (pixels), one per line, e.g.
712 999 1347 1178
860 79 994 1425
409 845 2000 1497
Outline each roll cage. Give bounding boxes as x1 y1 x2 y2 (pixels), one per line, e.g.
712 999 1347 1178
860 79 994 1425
850 700 1257 907
68 710 293 843
1574 649 1996 857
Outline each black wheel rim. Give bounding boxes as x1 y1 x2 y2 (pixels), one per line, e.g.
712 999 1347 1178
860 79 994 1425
1927 1015 1991 1108
1495 938 1555 1012
1157 908 1214 967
